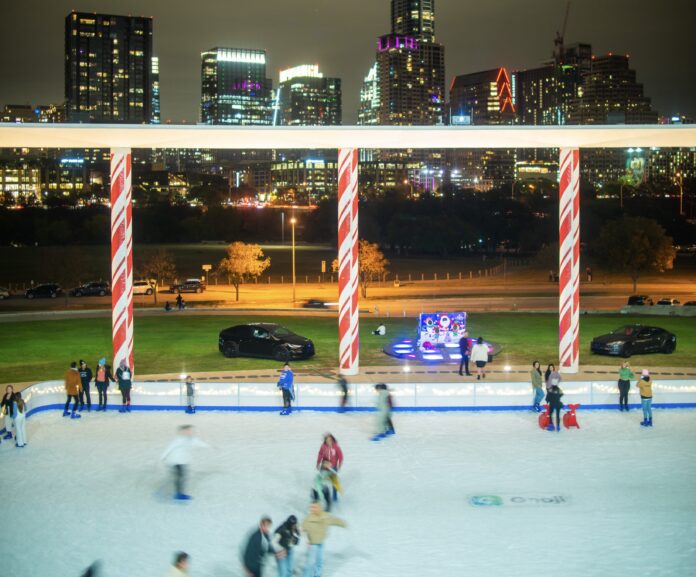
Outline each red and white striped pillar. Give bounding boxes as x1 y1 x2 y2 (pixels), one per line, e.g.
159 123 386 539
337 148 360 375
558 148 580 373
110 148 134 373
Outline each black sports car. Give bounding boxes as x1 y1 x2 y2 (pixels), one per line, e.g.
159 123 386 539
219 323 315 361
590 325 677 358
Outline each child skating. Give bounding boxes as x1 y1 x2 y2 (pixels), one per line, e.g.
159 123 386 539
277 363 295 415
184 375 196 414
311 459 337 512
160 425 209 500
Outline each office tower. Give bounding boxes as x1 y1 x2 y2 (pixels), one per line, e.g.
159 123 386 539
449 67 516 126
151 57 160 124
391 0 435 42
200 47 273 125
65 11 153 123
358 63 380 126
277 65 341 126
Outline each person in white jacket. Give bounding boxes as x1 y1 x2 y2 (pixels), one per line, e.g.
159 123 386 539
13 394 27 448
160 425 209 500
470 337 489 380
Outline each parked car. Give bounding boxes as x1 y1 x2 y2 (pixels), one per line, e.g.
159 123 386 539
591 324 677 358
302 299 333 309
70 281 110 297
219 323 315 361
627 295 654 306
0 287 9 300
25 283 62 299
170 279 205 294
133 280 155 296
683 301 696 307
656 297 681 306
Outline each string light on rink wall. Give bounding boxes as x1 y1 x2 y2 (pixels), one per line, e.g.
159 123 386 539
110 148 134 373
337 148 359 376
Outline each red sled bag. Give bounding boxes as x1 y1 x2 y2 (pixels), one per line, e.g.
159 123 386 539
538 405 551 430
563 404 581 429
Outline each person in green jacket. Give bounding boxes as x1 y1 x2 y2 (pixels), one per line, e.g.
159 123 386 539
618 361 635 411
531 360 544 412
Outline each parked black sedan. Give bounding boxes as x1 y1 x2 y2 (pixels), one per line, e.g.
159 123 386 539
25 283 62 299
70 281 110 297
591 325 677 358
219 323 315 361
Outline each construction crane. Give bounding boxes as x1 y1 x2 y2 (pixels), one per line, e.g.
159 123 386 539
554 1 571 64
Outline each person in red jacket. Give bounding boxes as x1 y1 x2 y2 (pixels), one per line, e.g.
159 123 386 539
316 433 343 501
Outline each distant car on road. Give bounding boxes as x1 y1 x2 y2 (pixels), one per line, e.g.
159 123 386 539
219 322 315 361
25 283 62 299
591 324 676 358
627 295 654 306
133 280 155 296
302 299 335 309
170 279 205 294
0 287 9 300
70 281 110 297
655 297 681 306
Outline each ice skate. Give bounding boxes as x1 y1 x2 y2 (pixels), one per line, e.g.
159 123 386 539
126 406 131 413
640 419 647 426
647 418 653 427
62 410 71 417
71 411 81 419
370 433 386 441
174 492 192 501
3 431 12 439
119 407 127 413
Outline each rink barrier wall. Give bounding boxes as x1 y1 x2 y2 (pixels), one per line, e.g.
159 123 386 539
12 380 696 421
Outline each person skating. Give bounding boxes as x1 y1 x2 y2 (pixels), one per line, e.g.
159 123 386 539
78 360 93 412
371 383 390 441
531 361 544 412
618 361 635 411
116 359 133 413
13 393 27 448
165 552 190 576
546 383 564 432
336 376 349 412
312 460 337 512
545 364 561 391
242 516 279 577
272 516 300 577
316 433 344 500
1 385 15 440
160 425 209 500
184 375 196 414
637 369 654 427
64 361 83 419
94 358 115 412
277 363 295 415
458 330 472 376
470 337 489 380
301 501 347 577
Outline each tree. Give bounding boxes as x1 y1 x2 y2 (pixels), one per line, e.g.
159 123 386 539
139 249 177 304
218 242 270 301
332 240 389 298
595 216 676 293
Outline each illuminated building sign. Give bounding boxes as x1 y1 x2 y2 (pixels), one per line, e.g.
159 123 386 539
215 48 266 64
496 68 515 114
60 158 84 165
279 65 323 83
232 81 261 91
451 114 472 125
378 35 419 52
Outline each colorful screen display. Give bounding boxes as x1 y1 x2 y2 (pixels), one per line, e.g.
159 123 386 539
418 312 467 350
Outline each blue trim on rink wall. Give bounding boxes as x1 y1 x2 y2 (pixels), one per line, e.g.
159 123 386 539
24 402 696 418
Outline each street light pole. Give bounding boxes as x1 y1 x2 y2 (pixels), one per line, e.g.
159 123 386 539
290 216 296 305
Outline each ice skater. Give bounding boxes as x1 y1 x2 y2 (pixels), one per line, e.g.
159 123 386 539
184 375 196 414
160 425 209 500
301 501 347 577
78 360 93 412
316 434 344 500
116 359 133 413
470 337 489 380
312 460 337 512
371 383 391 441
94 358 115 412
545 364 561 391
12 393 26 448
531 361 544 412
277 363 295 415
165 552 190 576
617 361 635 411
336 376 349 412
64 361 83 419
272 516 300 577
1 385 15 441
242 516 279 577
458 330 472 376
638 369 653 427
545 383 564 432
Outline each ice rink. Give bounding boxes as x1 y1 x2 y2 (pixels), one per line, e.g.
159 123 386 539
3 408 696 577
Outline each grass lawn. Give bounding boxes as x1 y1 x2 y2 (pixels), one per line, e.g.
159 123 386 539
0 313 694 383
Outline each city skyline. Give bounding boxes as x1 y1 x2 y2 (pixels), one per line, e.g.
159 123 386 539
1 0 694 123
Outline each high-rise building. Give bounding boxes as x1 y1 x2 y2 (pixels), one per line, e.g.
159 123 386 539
277 65 341 126
358 63 380 126
449 67 516 126
376 0 445 125
151 57 160 124
200 47 273 125
65 11 153 123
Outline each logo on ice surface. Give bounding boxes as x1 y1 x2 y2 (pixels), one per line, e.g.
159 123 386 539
469 494 569 507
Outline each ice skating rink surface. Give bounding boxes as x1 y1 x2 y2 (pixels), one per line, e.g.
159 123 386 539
3 409 696 577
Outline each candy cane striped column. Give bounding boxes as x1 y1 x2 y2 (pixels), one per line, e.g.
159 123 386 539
559 148 580 373
337 148 360 376
110 148 134 373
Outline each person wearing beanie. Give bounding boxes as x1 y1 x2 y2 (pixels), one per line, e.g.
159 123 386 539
272 515 300 577
116 359 133 413
94 358 115 412
78 360 93 412
637 369 654 427
64 361 83 419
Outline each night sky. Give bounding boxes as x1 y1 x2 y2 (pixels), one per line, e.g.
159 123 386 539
1 0 694 123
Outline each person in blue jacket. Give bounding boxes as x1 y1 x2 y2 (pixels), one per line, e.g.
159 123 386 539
277 363 295 415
